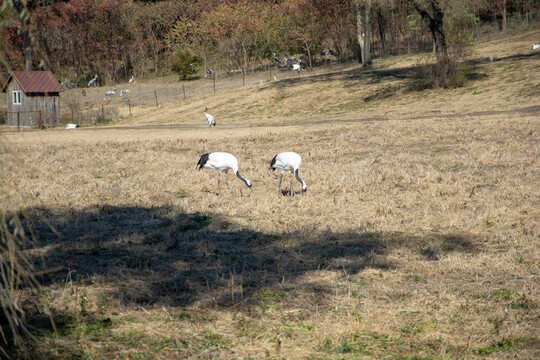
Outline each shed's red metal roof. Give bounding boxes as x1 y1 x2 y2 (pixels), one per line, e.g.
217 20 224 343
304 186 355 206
5 71 64 94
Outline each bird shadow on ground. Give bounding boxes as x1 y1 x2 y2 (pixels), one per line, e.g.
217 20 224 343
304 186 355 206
17 204 481 311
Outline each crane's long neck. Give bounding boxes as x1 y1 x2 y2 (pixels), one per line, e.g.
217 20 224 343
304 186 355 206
236 171 251 188
295 169 306 188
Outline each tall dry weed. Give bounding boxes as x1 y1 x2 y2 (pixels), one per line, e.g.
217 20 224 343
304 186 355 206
0 144 55 357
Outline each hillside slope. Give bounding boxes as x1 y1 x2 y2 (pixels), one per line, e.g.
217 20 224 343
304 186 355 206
119 29 540 127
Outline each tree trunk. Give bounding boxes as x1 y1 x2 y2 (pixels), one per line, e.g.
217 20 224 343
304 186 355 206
352 0 363 64
363 0 372 65
409 0 448 66
11 1 33 70
376 7 387 57
502 0 507 33
352 0 372 66
22 27 33 71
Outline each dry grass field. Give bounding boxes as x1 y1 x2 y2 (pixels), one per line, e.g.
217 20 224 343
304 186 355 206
1 30 539 359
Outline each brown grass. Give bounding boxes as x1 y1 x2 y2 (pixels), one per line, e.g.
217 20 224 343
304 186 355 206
1 31 539 359
81 29 539 128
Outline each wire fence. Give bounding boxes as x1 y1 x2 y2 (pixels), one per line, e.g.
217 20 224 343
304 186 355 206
5 110 46 129
58 66 308 127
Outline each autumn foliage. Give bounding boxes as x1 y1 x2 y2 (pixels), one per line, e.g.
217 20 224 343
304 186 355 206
0 0 538 85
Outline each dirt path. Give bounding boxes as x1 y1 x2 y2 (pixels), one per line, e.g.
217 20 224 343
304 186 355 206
1 104 538 134
69 104 540 131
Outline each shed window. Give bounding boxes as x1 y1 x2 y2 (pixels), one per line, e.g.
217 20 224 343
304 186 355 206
13 91 22 105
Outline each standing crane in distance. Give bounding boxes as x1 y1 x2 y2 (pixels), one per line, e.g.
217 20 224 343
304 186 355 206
205 107 216 127
88 75 98 87
197 152 252 196
103 90 115 101
270 152 307 197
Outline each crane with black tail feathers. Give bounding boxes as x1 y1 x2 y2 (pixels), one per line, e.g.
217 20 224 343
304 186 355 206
197 152 252 196
270 152 307 197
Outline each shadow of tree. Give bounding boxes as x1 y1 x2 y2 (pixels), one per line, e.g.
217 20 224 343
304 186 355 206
260 50 539 102
18 204 480 309
469 51 540 65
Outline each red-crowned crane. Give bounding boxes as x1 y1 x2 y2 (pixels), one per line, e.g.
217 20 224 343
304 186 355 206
88 75 98 87
205 107 216 127
197 152 252 196
270 152 307 197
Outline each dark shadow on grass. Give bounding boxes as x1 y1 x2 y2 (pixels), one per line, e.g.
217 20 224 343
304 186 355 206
469 51 540 65
4 204 484 358
17 204 480 310
259 51 540 100
261 65 415 91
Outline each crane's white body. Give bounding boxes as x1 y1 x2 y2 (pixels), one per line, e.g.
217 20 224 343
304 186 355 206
291 64 302 73
532 44 540 50
103 90 115 101
200 152 240 173
120 89 130 97
205 107 216 127
66 123 79 129
270 152 307 197
197 152 251 195
88 75 98 87
129 75 135 83
61 78 75 89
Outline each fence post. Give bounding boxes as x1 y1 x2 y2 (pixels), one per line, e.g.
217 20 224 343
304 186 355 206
242 67 245 86
97 88 99 105
139 86 141 105
128 98 131 116
182 81 186 100
17 112 20 131
154 88 158 107
166 86 169 103
213 74 216 94
102 104 104 121
39 110 43 130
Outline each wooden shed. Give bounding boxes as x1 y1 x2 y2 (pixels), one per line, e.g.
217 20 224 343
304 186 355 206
1 71 64 128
